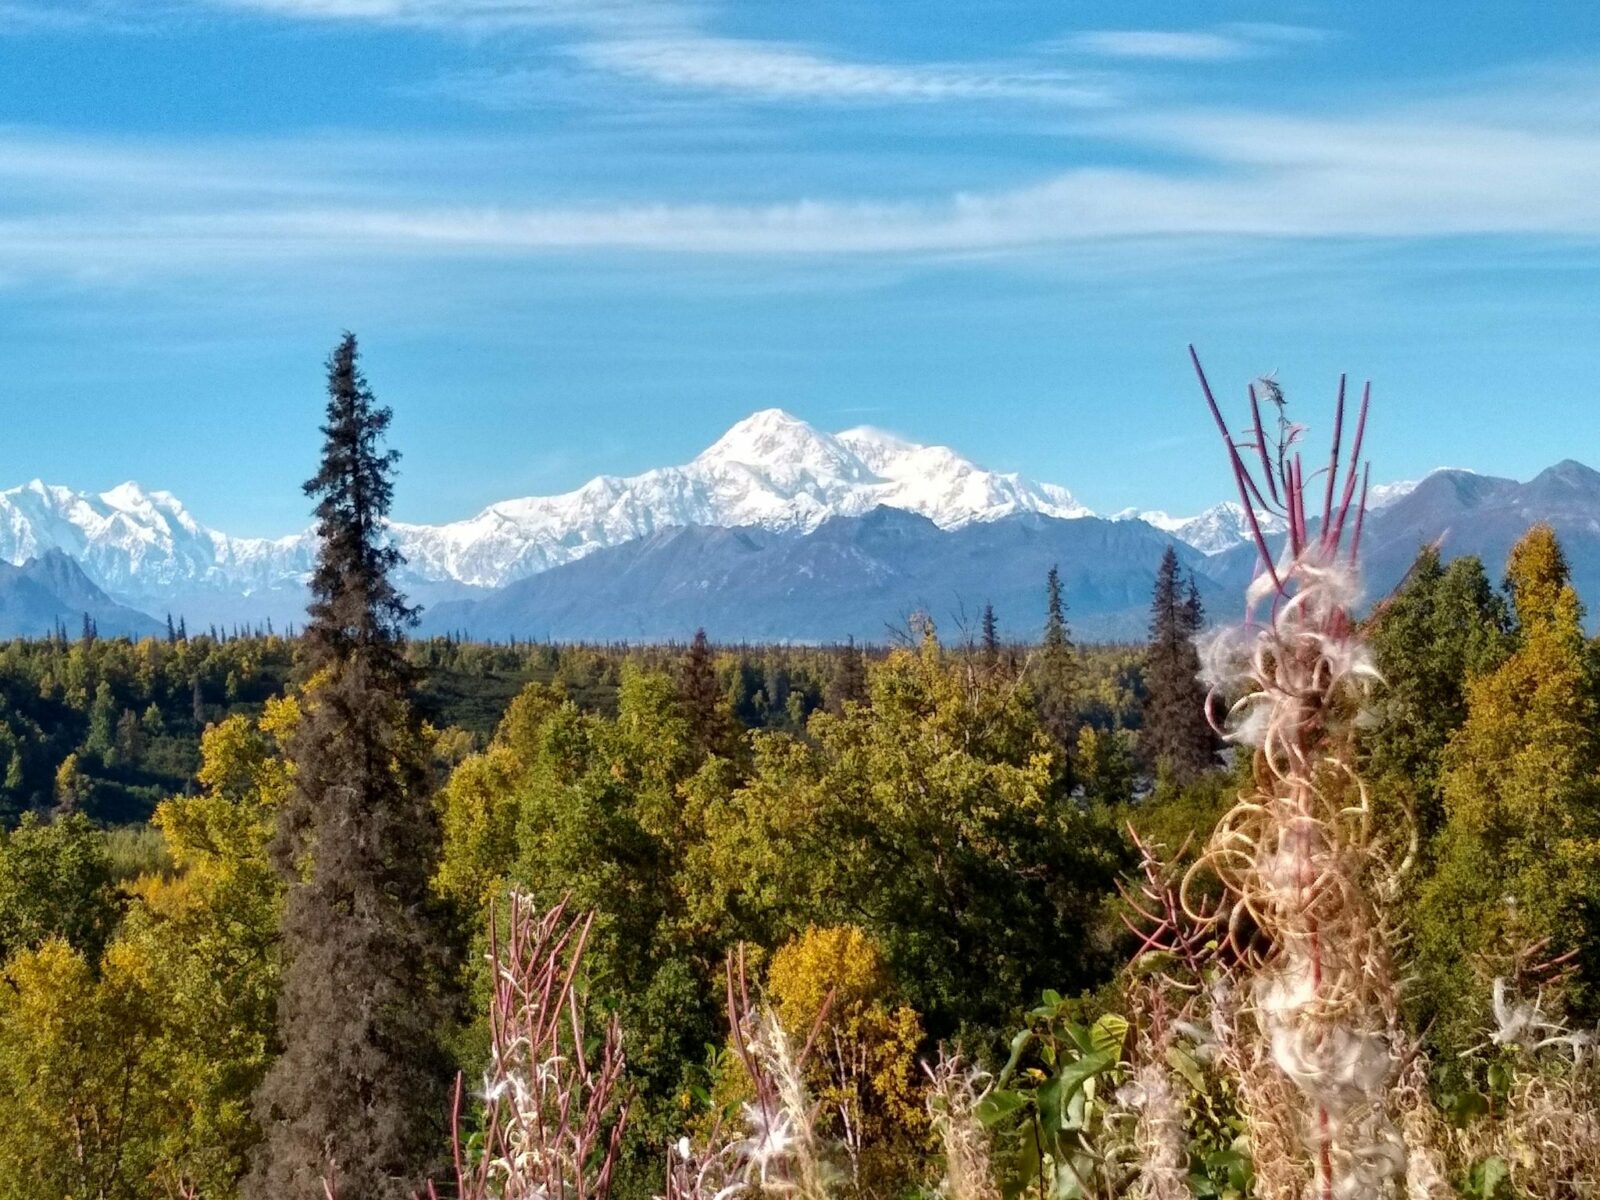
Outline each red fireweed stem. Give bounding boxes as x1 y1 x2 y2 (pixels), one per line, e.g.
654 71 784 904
1191 345 1283 590
1322 374 1346 532
449 1073 467 1191
1319 1109 1334 1200
1249 384 1281 507
1286 455 1304 557
1328 385 1368 548
1350 466 1370 564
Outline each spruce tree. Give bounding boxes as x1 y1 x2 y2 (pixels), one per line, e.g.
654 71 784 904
1142 545 1214 780
1033 565 1078 751
1415 526 1600 1044
1364 547 1510 848
980 602 1000 668
166 613 177 645
828 636 868 713
247 334 447 1200
680 628 736 759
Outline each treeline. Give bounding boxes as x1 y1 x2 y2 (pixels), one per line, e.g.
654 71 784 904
0 337 1595 1199
0 603 1152 830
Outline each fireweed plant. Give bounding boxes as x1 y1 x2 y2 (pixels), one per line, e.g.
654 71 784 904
1180 348 1409 1199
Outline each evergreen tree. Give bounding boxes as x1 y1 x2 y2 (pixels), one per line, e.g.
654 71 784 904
980 603 1000 668
828 637 868 714
1363 547 1511 848
80 613 95 645
679 628 736 759
165 613 177 646
1142 546 1214 781
247 334 448 1200
1415 526 1600 1044
177 616 187 642
84 681 117 765
1033 565 1078 751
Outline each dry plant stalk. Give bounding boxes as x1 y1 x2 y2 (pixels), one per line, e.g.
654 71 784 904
430 893 630 1200
1181 349 1408 1199
665 949 837 1200
1459 960 1600 1198
923 1054 999 1200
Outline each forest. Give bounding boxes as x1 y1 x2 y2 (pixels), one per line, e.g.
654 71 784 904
0 337 1595 1200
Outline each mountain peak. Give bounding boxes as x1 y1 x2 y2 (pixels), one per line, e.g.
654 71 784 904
698 409 825 462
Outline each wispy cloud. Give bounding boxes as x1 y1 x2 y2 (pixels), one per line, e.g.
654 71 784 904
202 0 1112 107
1066 31 1253 63
1064 23 1328 63
203 0 676 31
5 69 1600 273
571 36 1107 104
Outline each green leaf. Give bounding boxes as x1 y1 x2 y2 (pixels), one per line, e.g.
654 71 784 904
1056 1049 1117 1100
1466 1155 1511 1199
975 1089 1025 1128
1166 1044 1206 1093
1487 1061 1512 1096
1089 1013 1129 1060
1061 1021 1096 1056
997 1027 1035 1087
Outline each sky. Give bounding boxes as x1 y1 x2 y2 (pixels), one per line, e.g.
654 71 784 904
3 0 1600 534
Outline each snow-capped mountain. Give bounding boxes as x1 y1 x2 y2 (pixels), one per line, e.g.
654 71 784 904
0 410 1093 607
1112 470 1443 555
0 480 311 597
1115 504 1289 556
0 408 1462 630
388 409 1090 587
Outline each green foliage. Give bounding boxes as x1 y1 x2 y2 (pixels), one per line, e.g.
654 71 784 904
702 633 1126 1036
0 810 119 961
1364 547 1511 847
248 335 452 1200
982 992 1131 1200
1142 548 1213 781
1415 525 1600 1048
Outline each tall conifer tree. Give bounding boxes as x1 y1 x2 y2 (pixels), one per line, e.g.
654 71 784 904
828 636 868 713
1416 526 1600 1043
247 334 447 1200
1034 565 1078 750
679 628 736 759
1142 545 1214 780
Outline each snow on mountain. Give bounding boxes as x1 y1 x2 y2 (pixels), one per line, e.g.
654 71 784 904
0 410 1093 599
388 409 1090 587
1115 470 1465 556
0 480 311 598
0 407 1460 614
1114 503 1289 556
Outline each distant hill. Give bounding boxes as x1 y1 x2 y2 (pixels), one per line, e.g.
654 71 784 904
422 507 1228 644
0 550 165 639
1208 461 1600 619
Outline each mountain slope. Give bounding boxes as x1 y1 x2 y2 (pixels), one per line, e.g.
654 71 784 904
389 409 1092 587
1208 462 1600 618
0 551 165 639
422 508 1224 644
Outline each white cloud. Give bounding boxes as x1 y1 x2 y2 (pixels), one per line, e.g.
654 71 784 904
1066 30 1253 62
1064 23 1329 63
7 70 1600 271
573 36 1106 104
204 0 674 28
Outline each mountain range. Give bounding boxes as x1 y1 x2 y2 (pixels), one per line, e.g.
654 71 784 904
0 408 1590 641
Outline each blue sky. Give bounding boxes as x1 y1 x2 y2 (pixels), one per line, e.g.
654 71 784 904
3 0 1600 534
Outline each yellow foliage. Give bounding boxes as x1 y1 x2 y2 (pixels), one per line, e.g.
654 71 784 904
769 923 892 1035
434 745 522 907
766 925 929 1150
